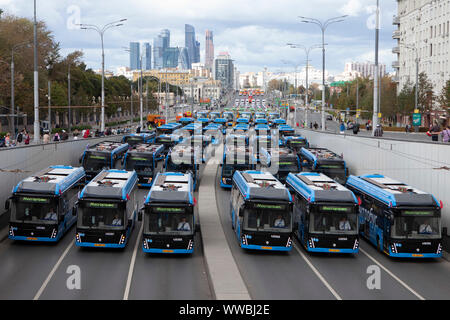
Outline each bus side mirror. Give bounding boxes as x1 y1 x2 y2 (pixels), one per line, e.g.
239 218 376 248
79 157 82 164
195 224 201 233
293 222 299 230
72 204 78 216
138 209 143 222
239 206 245 217
442 227 448 237
4 198 11 211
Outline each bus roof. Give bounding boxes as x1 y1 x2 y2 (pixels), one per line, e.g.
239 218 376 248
346 174 439 208
127 144 164 156
145 172 194 205
169 144 202 164
87 141 129 155
233 171 292 201
80 169 138 201
223 145 253 164
300 147 344 163
13 166 85 196
157 123 182 130
287 172 357 204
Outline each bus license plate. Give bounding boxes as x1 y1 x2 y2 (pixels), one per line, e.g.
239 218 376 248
261 247 272 250
412 254 423 257
329 249 341 253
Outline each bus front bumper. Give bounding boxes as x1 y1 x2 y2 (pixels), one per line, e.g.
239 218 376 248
143 248 193 254
9 235 59 242
76 242 126 249
241 244 292 251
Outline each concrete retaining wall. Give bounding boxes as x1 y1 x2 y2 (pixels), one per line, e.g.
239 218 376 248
0 136 123 222
298 129 450 233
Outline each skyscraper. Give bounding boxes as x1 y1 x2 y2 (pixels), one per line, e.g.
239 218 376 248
161 29 170 51
214 52 234 89
185 24 196 69
143 42 151 70
178 47 190 70
205 30 214 71
153 35 163 69
130 42 140 70
194 40 201 64
163 47 180 68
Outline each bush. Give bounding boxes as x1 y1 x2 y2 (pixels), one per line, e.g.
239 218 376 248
70 125 92 132
51 128 67 134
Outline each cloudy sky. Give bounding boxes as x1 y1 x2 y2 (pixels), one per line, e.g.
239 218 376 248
0 0 397 75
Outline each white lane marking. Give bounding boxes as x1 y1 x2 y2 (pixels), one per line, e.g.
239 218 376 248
360 248 425 300
34 240 74 300
294 244 342 300
123 222 143 300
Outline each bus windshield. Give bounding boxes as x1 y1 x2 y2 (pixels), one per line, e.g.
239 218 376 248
83 153 109 172
11 196 59 224
167 159 195 173
124 136 144 146
224 114 234 122
145 207 193 235
276 158 299 172
309 205 358 235
391 210 441 239
243 203 292 233
125 155 154 176
317 163 346 184
78 202 125 230
222 164 252 178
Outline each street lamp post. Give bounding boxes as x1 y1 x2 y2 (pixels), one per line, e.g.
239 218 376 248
299 15 347 131
33 0 40 143
287 43 321 127
78 19 126 132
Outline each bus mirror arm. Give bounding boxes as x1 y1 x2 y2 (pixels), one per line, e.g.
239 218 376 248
4 198 11 211
72 204 78 216
138 209 143 222
443 227 448 237
195 224 201 233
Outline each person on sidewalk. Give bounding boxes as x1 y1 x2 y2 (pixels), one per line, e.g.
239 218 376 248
429 120 441 142
441 124 450 143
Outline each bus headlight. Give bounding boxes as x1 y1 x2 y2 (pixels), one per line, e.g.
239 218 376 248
391 243 398 254
286 237 292 247
51 229 57 239
353 239 359 250
76 233 81 243
242 235 248 246
437 243 442 254
188 240 193 250
119 234 126 245
143 239 149 250
9 226 14 237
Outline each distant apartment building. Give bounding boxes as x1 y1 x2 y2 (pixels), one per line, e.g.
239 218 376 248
132 69 191 86
394 0 450 95
344 62 386 79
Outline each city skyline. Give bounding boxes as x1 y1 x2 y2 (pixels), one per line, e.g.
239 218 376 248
0 0 397 75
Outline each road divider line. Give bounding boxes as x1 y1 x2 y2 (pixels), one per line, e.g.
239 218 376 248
294 244 342 300
33 240 74 300
123 222 143 300
360 248 425 300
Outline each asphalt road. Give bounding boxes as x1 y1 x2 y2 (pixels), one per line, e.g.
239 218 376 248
0 188 212 300
214 166 450 300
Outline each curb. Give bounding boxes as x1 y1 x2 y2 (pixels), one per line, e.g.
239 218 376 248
198 144 251 300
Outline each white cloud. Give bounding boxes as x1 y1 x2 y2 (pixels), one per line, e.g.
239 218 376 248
0 0 398 75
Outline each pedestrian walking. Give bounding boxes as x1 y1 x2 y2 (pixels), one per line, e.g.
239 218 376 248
374 124 383 137
352 123 360 135
441 124 450 143
428 120 441 142
43 131 50 144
